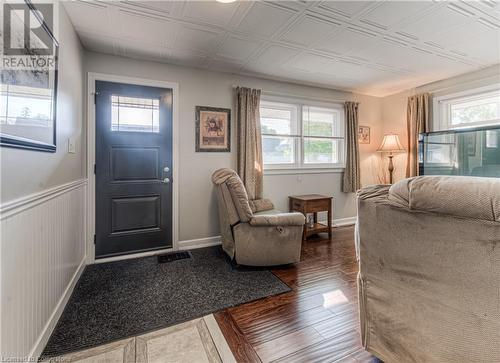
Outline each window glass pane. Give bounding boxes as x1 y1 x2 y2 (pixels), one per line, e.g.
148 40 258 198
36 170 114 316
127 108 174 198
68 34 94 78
427 144 454 164
423 134 455 165
111 95 159 132
303 106 341 137
260 102 297 135
304 138 342 164
486 130 498 148
262 135 295 164
449 91 500 126
0 84 54 144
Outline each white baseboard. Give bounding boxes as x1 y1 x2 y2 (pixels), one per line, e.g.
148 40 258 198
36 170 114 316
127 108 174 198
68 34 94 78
177 218 356 252
94 247 175 264
93 237 220 264
30 256 87 360
178 236 221 251
317 216 357 227
333 216 357 227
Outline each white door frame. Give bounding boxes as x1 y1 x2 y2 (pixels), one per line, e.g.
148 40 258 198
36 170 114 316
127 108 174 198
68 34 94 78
86 72 180 264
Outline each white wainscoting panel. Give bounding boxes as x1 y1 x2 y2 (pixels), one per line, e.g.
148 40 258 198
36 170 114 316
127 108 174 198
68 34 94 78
0 180 87 360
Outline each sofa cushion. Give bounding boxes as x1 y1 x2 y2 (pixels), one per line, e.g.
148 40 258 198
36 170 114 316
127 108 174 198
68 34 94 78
389 176 500 221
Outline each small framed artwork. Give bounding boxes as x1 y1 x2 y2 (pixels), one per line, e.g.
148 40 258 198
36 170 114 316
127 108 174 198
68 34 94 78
358 126 370 144
195 106 231 152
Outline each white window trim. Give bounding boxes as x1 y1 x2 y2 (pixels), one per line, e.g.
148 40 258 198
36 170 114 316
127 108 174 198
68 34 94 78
260 96 346 174
433 84 500 131
264 167 345 175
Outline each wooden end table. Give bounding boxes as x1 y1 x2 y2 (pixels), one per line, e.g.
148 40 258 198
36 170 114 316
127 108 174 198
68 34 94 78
288 194 333 242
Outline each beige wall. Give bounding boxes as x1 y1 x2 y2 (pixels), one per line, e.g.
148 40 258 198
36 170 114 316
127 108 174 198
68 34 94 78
0 6 85 203
380 91 410 183
356 93 385 186
84 52 383 241
379 64 500 183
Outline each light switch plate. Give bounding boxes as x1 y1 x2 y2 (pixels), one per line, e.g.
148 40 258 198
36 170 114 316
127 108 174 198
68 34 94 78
68 138 76 154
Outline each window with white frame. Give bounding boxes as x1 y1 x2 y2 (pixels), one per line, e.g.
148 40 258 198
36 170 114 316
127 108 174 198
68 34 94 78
434 86 500 130
260 99 345 170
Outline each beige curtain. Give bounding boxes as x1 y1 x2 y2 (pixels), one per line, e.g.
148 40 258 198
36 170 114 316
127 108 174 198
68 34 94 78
235 87 263 200
406 93 430 177
343 102 361 193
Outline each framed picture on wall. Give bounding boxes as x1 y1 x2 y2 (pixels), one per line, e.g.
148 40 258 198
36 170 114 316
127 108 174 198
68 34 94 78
358 126 370 144
195 106 231 152
0 0 59 152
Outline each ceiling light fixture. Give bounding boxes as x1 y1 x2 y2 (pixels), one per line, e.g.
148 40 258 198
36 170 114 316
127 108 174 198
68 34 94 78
216 0 237 3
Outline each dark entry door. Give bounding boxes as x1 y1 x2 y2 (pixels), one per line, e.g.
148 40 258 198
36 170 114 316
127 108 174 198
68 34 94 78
95 80 173 258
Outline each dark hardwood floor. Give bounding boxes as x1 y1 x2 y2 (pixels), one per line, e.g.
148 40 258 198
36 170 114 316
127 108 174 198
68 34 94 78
214 225 380 363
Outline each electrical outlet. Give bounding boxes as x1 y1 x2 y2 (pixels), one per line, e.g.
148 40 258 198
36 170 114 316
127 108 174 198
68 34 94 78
68 138 76 154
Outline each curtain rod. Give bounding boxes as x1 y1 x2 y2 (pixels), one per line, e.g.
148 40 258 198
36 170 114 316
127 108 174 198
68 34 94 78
232 85 349 104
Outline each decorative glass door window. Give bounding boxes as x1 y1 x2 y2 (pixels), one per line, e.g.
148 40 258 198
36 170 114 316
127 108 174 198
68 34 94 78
111 95 159 133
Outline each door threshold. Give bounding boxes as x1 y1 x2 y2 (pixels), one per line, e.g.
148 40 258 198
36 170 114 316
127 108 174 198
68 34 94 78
94 247 175 264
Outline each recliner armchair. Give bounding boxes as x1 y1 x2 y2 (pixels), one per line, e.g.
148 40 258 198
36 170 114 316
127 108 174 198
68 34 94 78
212 168 304 266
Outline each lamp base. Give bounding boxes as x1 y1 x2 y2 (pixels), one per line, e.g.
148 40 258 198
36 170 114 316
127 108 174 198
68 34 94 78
388 155 394 184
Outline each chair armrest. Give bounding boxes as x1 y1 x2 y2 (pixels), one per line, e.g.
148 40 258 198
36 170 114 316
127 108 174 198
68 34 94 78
249 212 305 226
249 198 274 213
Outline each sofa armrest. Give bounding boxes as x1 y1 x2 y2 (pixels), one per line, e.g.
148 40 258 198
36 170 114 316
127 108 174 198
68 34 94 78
249 212 305 226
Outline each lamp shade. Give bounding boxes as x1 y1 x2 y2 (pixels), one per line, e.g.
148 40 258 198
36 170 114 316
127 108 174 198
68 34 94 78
377 133 405 153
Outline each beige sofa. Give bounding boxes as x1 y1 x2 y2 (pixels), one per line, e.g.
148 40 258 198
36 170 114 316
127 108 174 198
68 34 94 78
357 176 500 363
212 168 304 266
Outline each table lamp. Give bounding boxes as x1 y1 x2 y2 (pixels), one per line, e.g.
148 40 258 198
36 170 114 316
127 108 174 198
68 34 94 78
377 133 405 184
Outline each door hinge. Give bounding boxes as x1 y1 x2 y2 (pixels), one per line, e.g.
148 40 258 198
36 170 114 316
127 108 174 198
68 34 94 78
94 234 96 244
93 91 99 104
94 163 96 174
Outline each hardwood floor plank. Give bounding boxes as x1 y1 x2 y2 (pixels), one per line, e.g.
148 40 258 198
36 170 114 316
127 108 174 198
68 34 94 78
272 330 362 363
314 313 360 340
254 327 324 363
213 311 261 363
215 226 380 363
229 291 325 322
243 305 334 345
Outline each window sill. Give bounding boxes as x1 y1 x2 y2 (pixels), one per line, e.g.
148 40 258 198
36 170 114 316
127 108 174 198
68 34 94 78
264 167 345 175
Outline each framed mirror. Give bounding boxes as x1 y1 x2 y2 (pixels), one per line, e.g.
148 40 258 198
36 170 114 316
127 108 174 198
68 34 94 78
0 1 59 152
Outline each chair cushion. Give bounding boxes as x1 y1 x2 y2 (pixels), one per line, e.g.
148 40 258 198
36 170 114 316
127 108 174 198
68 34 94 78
249 198 274 213
254 209 282 216
389 176 500 221
212 168 253 222
250 212 305 226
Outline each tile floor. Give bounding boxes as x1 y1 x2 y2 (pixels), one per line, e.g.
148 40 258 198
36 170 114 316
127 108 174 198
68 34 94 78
43 315 235 363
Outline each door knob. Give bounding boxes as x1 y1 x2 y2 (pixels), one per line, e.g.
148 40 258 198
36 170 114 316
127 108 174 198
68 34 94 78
162 177 170 184
163 167 170 172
